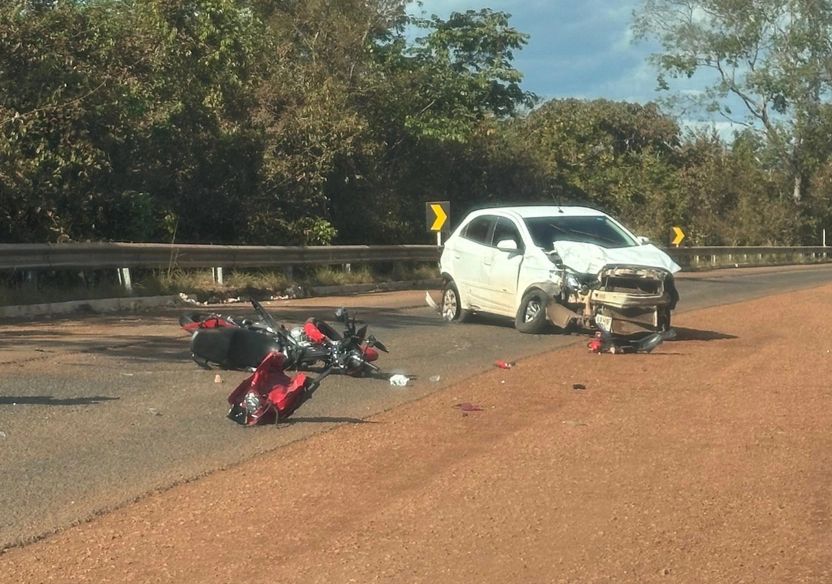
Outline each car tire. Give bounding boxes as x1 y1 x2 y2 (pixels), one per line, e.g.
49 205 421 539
441 280 470 323
515 289 549 334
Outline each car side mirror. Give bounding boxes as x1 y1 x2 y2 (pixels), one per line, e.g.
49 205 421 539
636 235 650 245
496 239 519 252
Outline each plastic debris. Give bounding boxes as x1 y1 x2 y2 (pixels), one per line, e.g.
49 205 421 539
425 291 440 312
572 383 586 390
453 402 483 412
495 360 516 369
389 374 411 387
0 431 6 439
148 408 162 416
178 292 206 306
429 375 441 383
214 374 223 384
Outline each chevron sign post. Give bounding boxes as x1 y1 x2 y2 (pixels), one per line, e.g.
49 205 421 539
426 201 450 245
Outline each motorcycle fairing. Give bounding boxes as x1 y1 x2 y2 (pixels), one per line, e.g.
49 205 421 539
227 352 310 425
179 312 235 333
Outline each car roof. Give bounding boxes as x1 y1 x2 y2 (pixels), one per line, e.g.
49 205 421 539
469 205 608 219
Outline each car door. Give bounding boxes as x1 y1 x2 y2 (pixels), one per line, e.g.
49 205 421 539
478 216 525 316
449 215 496 307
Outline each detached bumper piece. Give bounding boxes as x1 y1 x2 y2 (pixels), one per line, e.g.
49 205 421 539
592 266 673 334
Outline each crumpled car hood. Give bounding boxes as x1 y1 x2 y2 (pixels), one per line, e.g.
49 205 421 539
552 241 681 275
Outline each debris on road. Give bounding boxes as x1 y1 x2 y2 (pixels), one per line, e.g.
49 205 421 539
424 291 440 313
389 374 411 387
453 402 483 412
147 408 162 417
429 375 441 383
572 383 586 390
178 292 206 306
214 374 223 384
0 431 6 439
495 360 516 369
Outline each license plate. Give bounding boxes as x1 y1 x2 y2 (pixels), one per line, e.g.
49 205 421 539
595 314 612 332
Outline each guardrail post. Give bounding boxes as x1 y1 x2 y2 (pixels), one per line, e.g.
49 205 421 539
344 263 351 273
117 268 132 293
212 267 224 285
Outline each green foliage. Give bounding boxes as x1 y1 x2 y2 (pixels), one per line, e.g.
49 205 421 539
2 0 831 251
633 0 832 203
513 99 680 223
400 8 535 142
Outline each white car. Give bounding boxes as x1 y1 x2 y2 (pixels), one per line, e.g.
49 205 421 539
438 206 681 335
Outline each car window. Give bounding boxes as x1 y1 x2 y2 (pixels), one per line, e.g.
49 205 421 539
462 216 495 245
523 215 637 250
492 217 523 249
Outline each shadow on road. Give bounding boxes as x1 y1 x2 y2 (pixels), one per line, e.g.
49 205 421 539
280 416 377 425
669 327 738 341
0 395 119 406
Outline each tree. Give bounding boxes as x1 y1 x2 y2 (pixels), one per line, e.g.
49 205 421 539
633 0 832 203
399 8 535 142
512 99 680 231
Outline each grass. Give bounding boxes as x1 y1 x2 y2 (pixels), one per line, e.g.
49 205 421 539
0 263 441 306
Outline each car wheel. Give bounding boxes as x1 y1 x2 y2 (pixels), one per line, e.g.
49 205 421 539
515 289 549 334
441 280 470 323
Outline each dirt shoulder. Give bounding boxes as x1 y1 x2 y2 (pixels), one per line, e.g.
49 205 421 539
3 285 832 583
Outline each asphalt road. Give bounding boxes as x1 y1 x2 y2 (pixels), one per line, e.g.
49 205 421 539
2 263 832 550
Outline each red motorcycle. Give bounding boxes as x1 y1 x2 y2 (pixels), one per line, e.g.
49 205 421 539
185 299 387 375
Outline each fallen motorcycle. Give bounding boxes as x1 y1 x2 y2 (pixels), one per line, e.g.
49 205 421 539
587 328 676 354
187 299 388 376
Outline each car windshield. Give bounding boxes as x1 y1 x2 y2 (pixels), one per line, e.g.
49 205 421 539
523 215 637 251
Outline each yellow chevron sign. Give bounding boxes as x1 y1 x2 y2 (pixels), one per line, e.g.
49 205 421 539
672 226 685 247
426 201 450 232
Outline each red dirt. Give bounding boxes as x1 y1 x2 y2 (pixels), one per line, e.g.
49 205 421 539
2 285 832 583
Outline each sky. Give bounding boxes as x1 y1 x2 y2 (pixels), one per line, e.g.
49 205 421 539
413 0 658 102
411 0 739 135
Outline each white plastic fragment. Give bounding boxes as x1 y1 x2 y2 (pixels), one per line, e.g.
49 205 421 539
389 374 410 387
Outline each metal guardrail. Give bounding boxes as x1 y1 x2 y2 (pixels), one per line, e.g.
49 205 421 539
0 242 441 271
668 245 830 268
0 242 829 272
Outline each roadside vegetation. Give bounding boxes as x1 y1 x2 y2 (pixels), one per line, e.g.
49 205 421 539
0 263 440 305
2 1 832 252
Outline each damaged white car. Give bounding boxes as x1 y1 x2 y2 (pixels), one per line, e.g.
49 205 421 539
437 206 680 335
